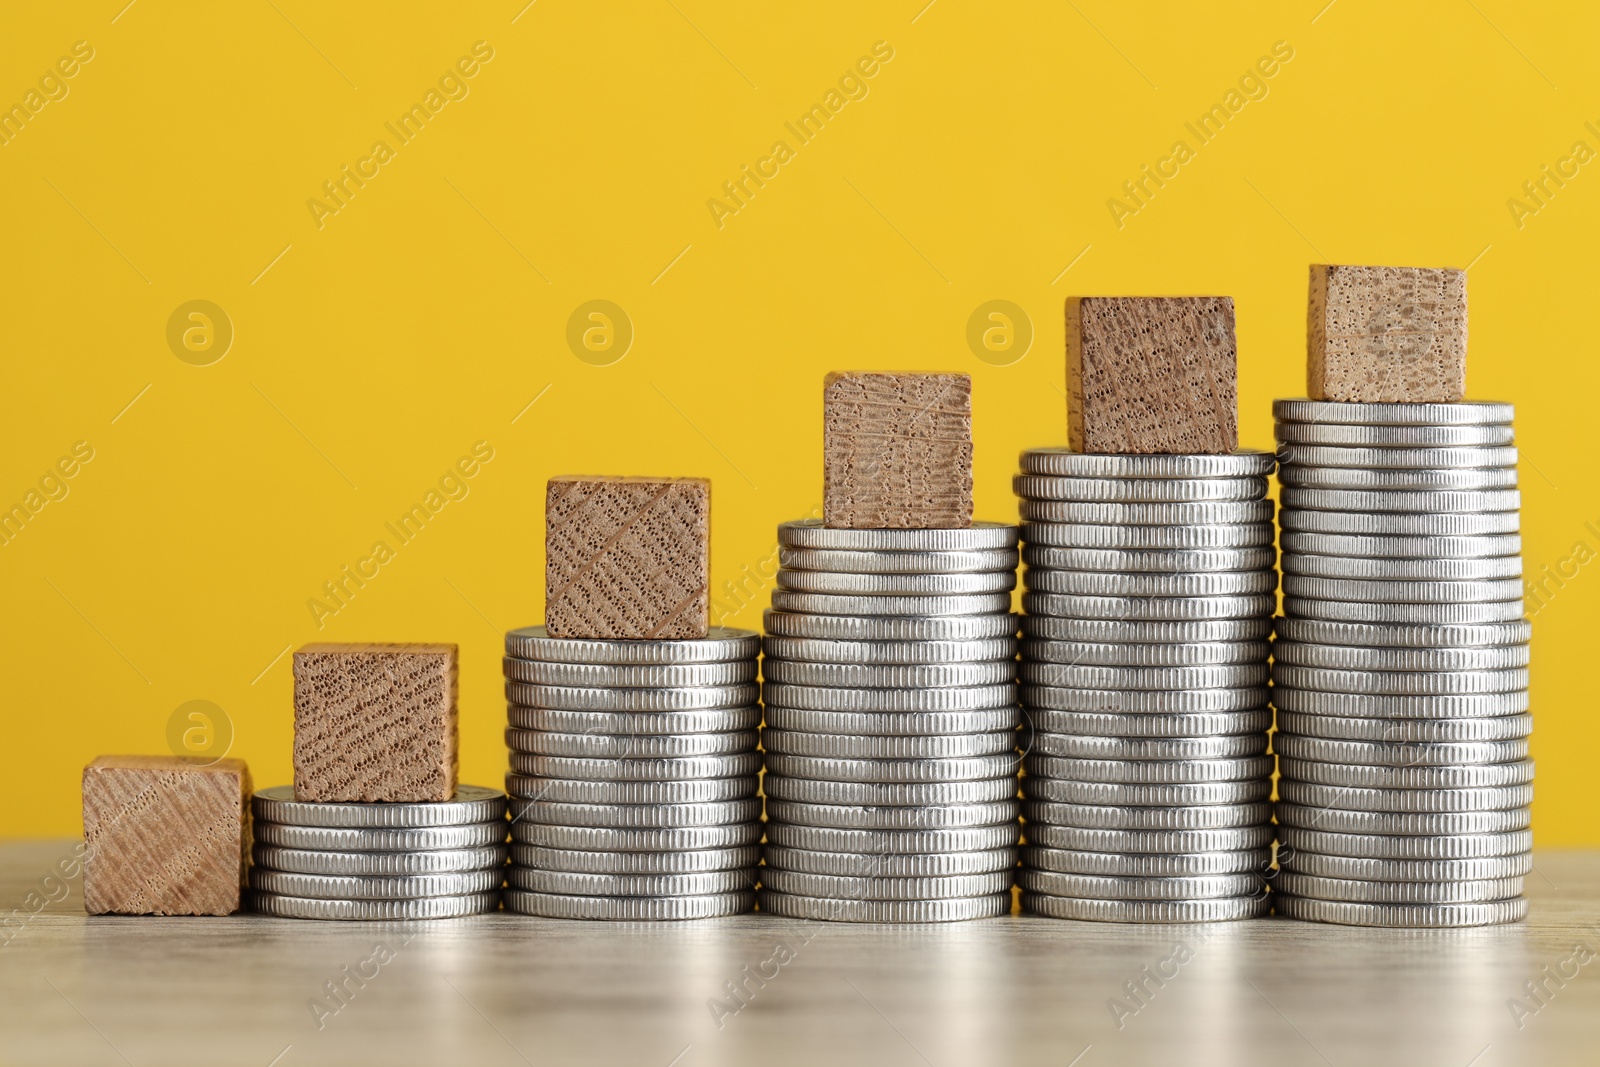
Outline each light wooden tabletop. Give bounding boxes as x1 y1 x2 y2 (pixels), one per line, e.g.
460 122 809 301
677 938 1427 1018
2 840 1596 1067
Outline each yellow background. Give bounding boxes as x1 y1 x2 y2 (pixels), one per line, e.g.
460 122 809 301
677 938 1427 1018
2 2 1594 843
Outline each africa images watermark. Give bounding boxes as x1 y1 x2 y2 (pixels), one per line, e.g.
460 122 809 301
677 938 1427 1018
0 40 95 147
1 441 95 548
1505 121 1600 230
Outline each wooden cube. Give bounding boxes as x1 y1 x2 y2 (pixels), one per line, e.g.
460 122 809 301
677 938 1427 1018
293 643 458 802
823 372 973 529
82 755 250 916
546 476 710 639
1308 265 1467 402
1066 297 1238 454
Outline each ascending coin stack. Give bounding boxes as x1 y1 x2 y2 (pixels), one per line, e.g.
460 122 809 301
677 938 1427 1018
1270 399 1533 928
758 520 1023 922
1014 450 1279 922
500 626 764 919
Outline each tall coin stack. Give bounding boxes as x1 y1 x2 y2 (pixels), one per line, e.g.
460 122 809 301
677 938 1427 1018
1014 450 1278 922
501 626 764 919
249 786 507 920
1270 398 1532 927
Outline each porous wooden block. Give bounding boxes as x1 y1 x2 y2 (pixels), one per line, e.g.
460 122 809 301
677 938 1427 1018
1308 264 1467 402
82 755 250 916
545 476 710 639
823 372 974 529
292 643 458 802
1066 297 1238 454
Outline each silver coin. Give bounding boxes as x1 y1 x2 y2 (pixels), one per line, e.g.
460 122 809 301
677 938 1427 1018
1283 553 1523 582
1026 569 1278 598
510 843 758 874
509 797 762 828
770 590 1013 617
1277 850 1532 882
505 728 757 759
1272 664 1527 695
762 635 1017 665
1273 802 1531 835
251 786 506 829
505 753 761 783
1278 444 1520 469
506 867 751 896
1023 846 1270 877
1022 616 1273 644
1023 778 1271 806
1273 399 1514 426
1273 617 1530 649
1279 466 1518 491
1272 642 1529 672
1281 486 1520 514
762 776 1017 807
503 774 758 805
1025 707 1274 738
507 705 762 735
1274 712 1532 744
1276 781 1533 814
1018 869 1263 900
762 846 1017 878
1018 500 1274 525
764 751 1019 782
504 682 758 712
1281 575 1524 605
760 868 1011 901
1019 449 1277 478
248 867 502 900
776 568 1017 596
1280 508 1520 536
1021 662 1271 690
777 546 1017 574
1022 800 1271 830
764 705 1021 736
765 823 1020 854
1274 735 1528 766
763 660 1016 689
1023 545 1276 574
1024 893 1270 923
778 518 1018 551
1023 638 1270 667
249 889 500 921
757 890 1011 923
1275 422 1514 447
509 822 762 851
1280 531 1522 560
252 822 507 851
1013 474 1266 503
1270 687 1529 719
1031 733 1268 760
1281 597 1526 625
1023 684 1269 713
1277 758 1534 790
1273 871 1522 905
503 625 759 664
765 798 1018 831
252 844 506 876
1025 754 1273 785
762 729 1017 759
1022 521 1276 550
1023 592 1277 622
502 658 757 688
1026 824 1274 853
763 682 1015 712
1272 894 1526 928
503 887 753 920
1275 826 1533 860
762 610 1019 641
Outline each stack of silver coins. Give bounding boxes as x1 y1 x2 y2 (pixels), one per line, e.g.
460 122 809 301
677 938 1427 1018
1013 449 1278 923
757 518 1022 923
248 786 507 920
1271 399 1532 928
501 625 762 920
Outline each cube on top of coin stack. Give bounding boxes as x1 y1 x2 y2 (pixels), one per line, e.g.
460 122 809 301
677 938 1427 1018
1017 297 1277 923
502 476 763 920
758 371 1022 924
249 643 507 920
1272 265 1532 929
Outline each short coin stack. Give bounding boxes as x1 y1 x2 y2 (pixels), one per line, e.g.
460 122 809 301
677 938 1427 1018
248 786 507 920
501 626 763 920
1013 449 1278 922
758 518 1023 923
1270 399 1532 928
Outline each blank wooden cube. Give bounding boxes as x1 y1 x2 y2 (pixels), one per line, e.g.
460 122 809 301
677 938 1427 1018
823 372 973 529
546 476 710 639
1066 297 1238 454
293 643 458 802
1308 265 1466 402
82 755 250 916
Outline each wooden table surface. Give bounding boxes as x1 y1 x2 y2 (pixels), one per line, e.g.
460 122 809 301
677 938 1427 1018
2 840 1597 1066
